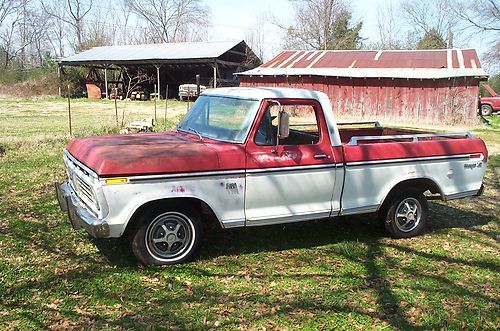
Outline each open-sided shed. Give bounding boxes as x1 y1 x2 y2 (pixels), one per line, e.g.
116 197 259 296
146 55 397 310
239 49 488 124
60 40 260 99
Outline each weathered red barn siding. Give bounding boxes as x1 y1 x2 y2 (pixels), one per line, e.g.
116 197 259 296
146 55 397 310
240 76 480 124
239 49 486 124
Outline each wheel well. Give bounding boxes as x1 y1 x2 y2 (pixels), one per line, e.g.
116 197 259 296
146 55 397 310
380 178 442 212
123 197 221 237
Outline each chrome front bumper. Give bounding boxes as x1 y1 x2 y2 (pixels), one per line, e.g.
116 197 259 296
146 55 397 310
55 181 110 238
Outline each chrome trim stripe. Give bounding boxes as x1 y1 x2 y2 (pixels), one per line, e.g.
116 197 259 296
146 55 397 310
246 163 343 174
341 205 380 215
128 169 246 183
345 154 472 167
119 164 345 183
220 219 246 229
445 189 480 201
246 210 331 226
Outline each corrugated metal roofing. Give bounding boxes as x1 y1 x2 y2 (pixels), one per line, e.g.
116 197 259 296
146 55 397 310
239 49 488 79
60 40 244 65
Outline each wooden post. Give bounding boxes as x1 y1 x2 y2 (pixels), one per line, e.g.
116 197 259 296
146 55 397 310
104 65 109 99
57 65 62 97
165 84 168 131
114 87 118 126
154 84 157 124
213 64 217 88
67 84 72 136
155 65 161 100
196 74 201 96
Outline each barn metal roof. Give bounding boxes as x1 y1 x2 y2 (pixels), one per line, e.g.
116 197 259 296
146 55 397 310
60 40 246 66
239 49 488 79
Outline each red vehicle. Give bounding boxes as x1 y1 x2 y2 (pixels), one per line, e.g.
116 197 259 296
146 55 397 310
479 84 500 116
55 87 488 266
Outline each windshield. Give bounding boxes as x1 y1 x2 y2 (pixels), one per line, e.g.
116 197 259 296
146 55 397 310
177 95 260 143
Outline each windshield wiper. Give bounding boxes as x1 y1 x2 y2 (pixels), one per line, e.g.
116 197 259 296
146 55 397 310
177 126 203 140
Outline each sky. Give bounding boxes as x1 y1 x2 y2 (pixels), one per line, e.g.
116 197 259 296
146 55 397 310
204 0 492 71
206 0 396 61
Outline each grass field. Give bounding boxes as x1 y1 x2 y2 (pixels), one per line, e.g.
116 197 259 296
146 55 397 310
0 97 498 330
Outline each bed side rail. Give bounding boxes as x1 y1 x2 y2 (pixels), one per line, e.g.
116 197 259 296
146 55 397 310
337 121 382 128
347 132 473 146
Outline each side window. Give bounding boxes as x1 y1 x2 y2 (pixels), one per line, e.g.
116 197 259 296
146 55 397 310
255 104 320 146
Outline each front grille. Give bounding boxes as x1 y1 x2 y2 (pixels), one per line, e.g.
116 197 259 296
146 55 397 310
66 158 99 213
73 174 96 205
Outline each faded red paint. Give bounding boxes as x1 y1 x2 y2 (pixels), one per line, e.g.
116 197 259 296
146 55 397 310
261 49 480 70
240 49 485 123
240 76 481 123
343 138 488 163
66 131 246 177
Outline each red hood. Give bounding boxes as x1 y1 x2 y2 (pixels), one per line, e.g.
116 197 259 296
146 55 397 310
66 131 245 177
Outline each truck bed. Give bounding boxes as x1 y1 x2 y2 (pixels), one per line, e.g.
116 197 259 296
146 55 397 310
338 122 468 145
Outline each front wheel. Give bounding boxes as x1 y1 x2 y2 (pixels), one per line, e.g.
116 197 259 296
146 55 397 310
480 104 493 116
382 189 428 238
131 204 203 266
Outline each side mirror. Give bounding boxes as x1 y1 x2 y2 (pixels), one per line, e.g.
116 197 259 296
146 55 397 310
272 109 289 154
278 110 289 139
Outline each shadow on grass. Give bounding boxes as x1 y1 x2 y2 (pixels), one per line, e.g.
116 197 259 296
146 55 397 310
3 196 496 330
91 201 495 268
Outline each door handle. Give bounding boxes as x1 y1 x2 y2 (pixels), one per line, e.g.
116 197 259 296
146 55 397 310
314 154 328 159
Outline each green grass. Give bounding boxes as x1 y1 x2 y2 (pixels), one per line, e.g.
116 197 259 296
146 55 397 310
0 98 499 330
473 115 500 154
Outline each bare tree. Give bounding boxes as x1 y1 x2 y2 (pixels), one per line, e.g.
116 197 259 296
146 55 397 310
245 10 267 62
27 9 52 65
44 2 68 57
375 0 404 49
114 1 132 45
0 0 21 27
0 0 34 68
125 0 211 43
40 0 93 51
79 8 113 50
275 0 362 50
451 0 499 32
120 67 154 126
449 0 499 71
401 0 456 48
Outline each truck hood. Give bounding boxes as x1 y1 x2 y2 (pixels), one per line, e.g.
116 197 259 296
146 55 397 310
66 131 244 177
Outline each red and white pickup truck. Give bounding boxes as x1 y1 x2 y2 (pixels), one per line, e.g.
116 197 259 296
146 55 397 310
55 87 488 266
479 84 500 116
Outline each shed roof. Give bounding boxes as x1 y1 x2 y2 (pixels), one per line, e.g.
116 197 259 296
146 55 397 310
60 40 248 66
239 49 488 79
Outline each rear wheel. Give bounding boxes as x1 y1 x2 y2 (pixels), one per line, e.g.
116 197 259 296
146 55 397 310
480 104 493 116
382 189 428 238
131 204 203 266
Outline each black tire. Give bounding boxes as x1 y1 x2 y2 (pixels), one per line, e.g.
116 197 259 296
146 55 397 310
382 189 428 238
131 203 203 266
480 104 493 116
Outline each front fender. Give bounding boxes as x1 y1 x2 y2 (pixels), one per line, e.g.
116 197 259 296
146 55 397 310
101 175 246 237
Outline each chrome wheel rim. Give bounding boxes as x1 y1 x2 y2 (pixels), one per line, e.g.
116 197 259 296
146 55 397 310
145 212 194 261
395 197 421 232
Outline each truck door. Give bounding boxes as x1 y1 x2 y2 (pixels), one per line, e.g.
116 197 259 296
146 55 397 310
245 99 337 225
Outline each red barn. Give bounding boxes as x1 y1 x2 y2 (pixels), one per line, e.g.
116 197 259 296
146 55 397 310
238 49 488 124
